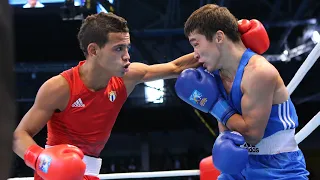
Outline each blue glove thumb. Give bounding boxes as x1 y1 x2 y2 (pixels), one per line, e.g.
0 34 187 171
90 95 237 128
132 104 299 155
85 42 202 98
212 131 248 174
223 131 245 145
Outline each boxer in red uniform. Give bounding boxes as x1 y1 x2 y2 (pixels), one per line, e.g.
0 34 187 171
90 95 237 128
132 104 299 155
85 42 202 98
13 12 263 180
13 12 199 180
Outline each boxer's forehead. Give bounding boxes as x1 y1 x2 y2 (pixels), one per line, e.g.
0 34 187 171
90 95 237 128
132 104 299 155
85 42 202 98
107 32 130 45
188 31 206 44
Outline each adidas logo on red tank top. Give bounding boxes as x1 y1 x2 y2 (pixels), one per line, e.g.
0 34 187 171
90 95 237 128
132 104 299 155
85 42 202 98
71 98 85 107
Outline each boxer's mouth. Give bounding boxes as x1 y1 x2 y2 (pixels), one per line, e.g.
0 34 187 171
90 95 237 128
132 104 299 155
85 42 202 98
124 63 130 72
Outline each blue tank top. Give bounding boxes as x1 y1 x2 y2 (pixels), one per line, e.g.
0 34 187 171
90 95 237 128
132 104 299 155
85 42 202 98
214 49 299 138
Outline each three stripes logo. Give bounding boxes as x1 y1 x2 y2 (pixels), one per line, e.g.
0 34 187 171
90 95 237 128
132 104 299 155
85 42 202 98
278 100 296 130
71 98 85 107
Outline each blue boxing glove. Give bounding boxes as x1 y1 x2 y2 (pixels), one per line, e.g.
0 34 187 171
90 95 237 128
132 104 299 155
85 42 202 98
175 67 236 125
212 131 248 174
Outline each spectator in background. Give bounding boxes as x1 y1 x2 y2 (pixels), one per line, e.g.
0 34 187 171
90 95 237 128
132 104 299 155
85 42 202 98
23 0 44 8
110 161 116 173
174 157 181 170
128 158 137 172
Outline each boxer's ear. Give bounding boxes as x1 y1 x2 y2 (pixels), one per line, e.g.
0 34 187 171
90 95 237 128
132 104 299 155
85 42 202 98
87 43 99 57
215 30 224 44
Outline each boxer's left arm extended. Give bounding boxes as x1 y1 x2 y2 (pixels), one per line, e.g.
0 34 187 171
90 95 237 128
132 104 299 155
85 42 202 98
226 65 278 145
123 53 200 94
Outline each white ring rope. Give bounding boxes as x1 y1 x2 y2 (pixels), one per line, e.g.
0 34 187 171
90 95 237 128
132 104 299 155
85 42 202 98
97 170 200 179
8 43 320 180
287 42 320 96
287 42 320 144
8 170 200 180
295 111 320 144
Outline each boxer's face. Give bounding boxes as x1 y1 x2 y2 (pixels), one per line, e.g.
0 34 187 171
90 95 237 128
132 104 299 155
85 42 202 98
94 32 131 77
188 31 221 72
28 0 37 7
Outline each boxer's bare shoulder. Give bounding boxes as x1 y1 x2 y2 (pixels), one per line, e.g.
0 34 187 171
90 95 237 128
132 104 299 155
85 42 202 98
36 75 70 112
242 55 288 104
15 75 70 137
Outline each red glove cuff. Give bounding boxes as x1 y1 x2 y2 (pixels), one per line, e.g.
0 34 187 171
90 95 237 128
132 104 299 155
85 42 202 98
24 144 43 170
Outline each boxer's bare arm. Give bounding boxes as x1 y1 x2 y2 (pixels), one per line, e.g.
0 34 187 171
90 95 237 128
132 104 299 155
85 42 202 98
225 62 278 145
123 53 199 95
13 75 69 159
218 121 229 133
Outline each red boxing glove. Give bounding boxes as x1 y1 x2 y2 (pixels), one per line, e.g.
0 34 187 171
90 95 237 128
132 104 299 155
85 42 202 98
238 19 270 54
199 156 220 180
24 144 86 180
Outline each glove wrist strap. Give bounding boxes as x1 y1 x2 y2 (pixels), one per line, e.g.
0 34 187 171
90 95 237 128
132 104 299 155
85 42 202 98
210 98 236 125
24 144 43 170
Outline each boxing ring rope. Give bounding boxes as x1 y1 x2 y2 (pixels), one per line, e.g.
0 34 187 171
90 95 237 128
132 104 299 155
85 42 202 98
286 42 320 144
286 42 320 96
8 43 320 180
8 170 201 180
295 111 320 144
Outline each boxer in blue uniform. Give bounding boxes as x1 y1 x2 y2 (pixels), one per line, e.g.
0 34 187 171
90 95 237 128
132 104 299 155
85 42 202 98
175 4 309 179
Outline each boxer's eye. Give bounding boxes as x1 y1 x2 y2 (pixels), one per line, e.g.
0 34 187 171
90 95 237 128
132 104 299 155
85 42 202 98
115 44 131 52
115 47 123 51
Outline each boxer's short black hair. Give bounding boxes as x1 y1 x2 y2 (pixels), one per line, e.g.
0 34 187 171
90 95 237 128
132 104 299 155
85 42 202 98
77 12 129 57
184 4 241 42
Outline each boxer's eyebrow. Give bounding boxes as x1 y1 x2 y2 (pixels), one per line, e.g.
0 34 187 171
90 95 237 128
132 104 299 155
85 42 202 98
189 38 197 43
113 43 131 50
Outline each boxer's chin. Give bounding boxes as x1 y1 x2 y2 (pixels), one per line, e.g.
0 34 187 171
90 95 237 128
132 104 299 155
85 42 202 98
203 63 211 71
205 65 215 72
116 70 126 77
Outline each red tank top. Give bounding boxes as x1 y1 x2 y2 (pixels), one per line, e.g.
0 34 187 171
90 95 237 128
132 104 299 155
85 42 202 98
46 61 127 157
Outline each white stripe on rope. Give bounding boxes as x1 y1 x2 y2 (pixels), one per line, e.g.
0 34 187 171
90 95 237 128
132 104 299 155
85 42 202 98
8 170 200 180
286 42 320 145
295 111 320 144
98 170 200 179
286 42 320 96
